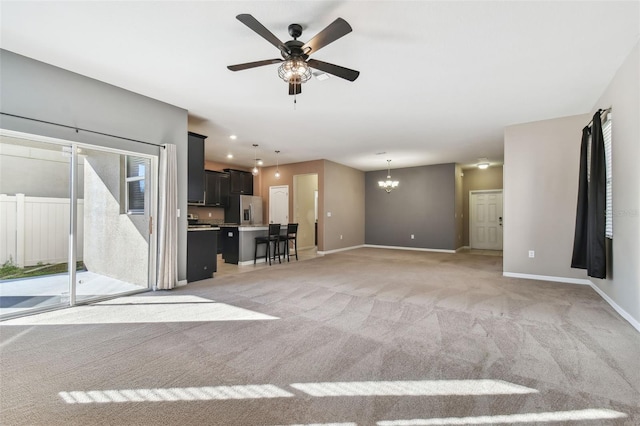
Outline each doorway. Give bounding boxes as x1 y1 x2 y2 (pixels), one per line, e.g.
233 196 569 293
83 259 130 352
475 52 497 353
0 129 157 318
469 190 503 250
293 174 318 250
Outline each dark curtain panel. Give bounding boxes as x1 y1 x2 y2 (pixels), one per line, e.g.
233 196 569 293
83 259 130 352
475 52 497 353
587 110 607 278
571 110 607 278
571 126 590 269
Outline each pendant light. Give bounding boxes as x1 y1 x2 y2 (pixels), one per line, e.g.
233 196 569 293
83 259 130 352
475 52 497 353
274 150 281 179
378 159 399 193
252 144 259 176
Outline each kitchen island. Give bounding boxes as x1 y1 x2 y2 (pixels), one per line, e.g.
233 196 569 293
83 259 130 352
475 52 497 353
187 226 220 282
220 225 271 265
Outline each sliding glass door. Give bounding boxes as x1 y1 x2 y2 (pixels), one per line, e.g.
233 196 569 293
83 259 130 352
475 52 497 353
0 130 157 318
0 136 74 315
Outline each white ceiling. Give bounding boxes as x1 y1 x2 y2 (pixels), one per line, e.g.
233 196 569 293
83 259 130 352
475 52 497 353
1 1 638 171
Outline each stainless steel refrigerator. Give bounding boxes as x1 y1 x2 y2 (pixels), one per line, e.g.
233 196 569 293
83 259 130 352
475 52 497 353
225 195 263 225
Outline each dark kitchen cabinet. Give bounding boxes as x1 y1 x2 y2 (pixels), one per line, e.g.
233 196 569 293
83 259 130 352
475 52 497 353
224 169 253 195
205 171 229 207
187 229 218 282
188 132 207 204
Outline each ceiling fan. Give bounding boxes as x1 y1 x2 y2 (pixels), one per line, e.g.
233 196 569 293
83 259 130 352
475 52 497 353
227 14 360 95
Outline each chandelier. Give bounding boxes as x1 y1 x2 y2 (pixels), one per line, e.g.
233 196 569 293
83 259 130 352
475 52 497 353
378 160 399 193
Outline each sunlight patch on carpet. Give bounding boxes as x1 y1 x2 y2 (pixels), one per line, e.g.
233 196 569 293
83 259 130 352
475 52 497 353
290 380 538 397
2 295 279 325
59 385 293 404
376 409 627 425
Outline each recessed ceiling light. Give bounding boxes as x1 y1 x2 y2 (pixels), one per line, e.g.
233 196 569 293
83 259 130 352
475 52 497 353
230 135 237 140
375 152 387 155
227 154 233 159
312 71 330 81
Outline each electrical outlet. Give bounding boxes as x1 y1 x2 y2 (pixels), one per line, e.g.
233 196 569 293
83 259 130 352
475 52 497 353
327 212 332 217
208 212 212 217
411 234 415 239
529 250 535 258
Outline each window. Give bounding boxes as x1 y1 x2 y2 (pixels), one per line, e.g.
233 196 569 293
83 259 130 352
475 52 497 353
603 115 612 239
125 155 148 214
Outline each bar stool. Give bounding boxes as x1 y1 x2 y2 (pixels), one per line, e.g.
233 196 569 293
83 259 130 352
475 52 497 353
254 224 282 265
281 223 298 261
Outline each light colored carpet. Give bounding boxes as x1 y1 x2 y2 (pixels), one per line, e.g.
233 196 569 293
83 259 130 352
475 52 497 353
1 248 638 425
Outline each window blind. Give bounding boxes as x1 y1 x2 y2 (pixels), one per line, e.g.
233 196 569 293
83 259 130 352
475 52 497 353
125 155 148 214
603 116 612 239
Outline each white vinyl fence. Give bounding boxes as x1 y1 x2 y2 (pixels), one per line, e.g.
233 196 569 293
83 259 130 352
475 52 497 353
0 194 84 268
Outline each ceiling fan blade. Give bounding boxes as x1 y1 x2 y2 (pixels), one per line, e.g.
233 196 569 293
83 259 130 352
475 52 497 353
307 59 360 82
227 59 283 72
236 14 289 55
302 18 352 54
288 83 302 96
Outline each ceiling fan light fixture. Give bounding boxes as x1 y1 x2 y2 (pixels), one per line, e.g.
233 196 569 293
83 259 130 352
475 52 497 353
278 59 311 84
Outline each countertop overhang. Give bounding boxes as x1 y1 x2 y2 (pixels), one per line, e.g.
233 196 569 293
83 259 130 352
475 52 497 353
187 226 220 232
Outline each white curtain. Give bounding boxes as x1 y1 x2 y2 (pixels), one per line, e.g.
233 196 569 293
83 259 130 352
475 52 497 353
156 144 178 290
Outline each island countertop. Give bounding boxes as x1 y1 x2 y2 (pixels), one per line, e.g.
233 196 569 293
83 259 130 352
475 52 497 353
219 224 269 231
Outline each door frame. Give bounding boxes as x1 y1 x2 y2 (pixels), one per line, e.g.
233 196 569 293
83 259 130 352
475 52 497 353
469 189 503 250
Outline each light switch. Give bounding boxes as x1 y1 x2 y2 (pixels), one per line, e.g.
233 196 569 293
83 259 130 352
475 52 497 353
327 212 332 217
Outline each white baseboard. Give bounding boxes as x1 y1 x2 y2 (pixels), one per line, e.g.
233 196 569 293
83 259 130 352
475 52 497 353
238 258 267 266
177 279 188 287
317 245 365 255
365 244 456 254
503 272 640 333
588 282 640 333
456 246 471 252
503 272 591 285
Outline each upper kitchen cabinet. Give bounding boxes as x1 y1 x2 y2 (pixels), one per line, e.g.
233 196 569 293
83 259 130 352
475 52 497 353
205 170 230 207
188 132 207 204
225 169 253 195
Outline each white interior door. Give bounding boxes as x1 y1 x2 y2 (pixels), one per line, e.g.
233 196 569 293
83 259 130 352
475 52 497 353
470 190 503 250
269 185 289 224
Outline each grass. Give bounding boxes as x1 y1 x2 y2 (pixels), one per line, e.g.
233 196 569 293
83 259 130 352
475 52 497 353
0 260 86 280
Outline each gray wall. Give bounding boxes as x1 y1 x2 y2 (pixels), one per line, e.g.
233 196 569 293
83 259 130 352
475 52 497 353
0 49 189 282
504 113 590 279
365 163 456 250
589 41 640 325
454 164 463 249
